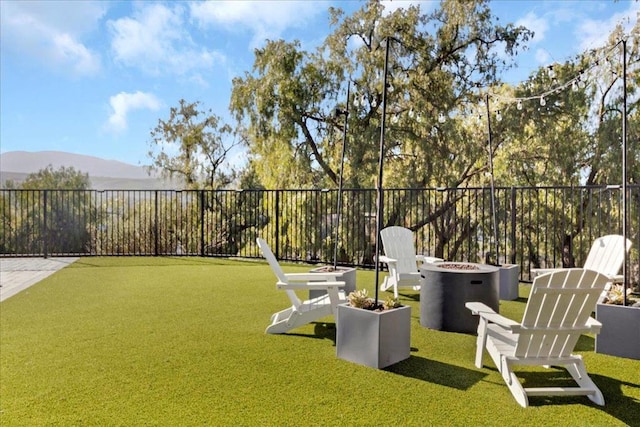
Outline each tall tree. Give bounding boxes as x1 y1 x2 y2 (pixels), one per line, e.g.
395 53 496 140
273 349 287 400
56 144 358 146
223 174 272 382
230 0 532 261
15 165 92 254
230 0 532 191
148 99 238 189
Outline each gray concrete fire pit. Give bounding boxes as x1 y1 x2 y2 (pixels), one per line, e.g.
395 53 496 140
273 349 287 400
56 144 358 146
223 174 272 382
420 262 499 333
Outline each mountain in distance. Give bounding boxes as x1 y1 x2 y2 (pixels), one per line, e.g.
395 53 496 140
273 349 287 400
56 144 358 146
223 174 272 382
0 151 179 190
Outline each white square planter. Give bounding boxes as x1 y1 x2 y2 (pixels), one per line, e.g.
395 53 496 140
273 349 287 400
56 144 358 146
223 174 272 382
336 303 411 369
498 264 520 301
595 303 640 360
308 266 356 299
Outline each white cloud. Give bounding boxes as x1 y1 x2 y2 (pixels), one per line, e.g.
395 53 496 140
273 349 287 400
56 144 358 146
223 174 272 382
0 0 104 76
516 12 549 45
577 1 639 51
189 0 326 47
106 91 162 133
108 3 225 76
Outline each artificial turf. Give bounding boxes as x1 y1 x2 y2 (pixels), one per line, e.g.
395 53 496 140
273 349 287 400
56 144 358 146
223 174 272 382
1 257 638 426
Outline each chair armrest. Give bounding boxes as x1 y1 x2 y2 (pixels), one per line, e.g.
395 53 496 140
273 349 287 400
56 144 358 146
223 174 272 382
586 316 603 334
417 255 444 264
277 281 346 290
608 275 624 284
465 302 519 330
284 273 339 282
379 255 397 264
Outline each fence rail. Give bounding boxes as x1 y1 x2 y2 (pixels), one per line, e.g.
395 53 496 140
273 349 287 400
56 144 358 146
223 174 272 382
1 186 638 283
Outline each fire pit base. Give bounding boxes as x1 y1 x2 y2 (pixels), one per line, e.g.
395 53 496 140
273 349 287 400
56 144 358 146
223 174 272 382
420 262 499 333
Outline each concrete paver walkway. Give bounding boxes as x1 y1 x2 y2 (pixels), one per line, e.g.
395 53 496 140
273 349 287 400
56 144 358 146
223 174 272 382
0 257 79 302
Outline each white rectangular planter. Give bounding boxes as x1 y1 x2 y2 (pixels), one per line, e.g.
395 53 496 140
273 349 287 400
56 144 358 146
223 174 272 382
595 303 640 360
308 266 356 299
336 303 411 369
498 264 520 301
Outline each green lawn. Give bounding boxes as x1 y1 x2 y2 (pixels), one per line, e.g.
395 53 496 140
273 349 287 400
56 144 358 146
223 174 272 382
1 257 638 426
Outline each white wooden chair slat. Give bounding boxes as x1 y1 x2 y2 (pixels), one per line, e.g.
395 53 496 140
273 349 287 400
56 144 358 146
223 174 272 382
257 238 347 334
466 268 609 407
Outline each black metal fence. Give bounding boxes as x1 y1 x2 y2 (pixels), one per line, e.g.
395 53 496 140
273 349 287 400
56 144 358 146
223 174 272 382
1 186 638 283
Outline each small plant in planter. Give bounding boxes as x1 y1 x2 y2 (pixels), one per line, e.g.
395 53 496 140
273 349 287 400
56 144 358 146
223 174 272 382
601 284 640 306
346 289 400 312
337 289 411 369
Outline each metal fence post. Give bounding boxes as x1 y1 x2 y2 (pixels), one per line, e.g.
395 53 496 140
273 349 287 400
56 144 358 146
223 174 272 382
275 190 280 259
43 190 48 258
154 190 159 256
510 187 517 265
200 190 205 257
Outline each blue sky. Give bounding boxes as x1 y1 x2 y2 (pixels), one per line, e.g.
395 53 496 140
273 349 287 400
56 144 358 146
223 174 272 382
1 0 637 169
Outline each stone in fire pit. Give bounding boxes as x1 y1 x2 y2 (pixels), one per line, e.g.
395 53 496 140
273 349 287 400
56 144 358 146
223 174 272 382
419 262 499 333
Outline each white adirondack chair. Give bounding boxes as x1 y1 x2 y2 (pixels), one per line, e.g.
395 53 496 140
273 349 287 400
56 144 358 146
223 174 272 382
531 234 632 282
466 269 610 407
531 234 632 303
379 226 443 298
256 238 348 334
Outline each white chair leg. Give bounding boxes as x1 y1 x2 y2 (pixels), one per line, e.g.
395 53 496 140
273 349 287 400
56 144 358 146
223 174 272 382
566 361 605 406
474 318 488 368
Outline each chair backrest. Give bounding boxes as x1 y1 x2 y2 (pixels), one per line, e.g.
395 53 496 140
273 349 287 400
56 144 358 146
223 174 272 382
380 226 419 273
516 269 609 358
583 234 632 276
256 238 287 283
256 238 302 307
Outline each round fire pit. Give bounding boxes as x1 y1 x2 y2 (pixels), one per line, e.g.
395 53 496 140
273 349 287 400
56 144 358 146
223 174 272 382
420 262 499 333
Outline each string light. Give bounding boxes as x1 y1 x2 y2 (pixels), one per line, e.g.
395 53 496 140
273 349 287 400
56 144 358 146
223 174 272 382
480 39 624 114
351 39 624 130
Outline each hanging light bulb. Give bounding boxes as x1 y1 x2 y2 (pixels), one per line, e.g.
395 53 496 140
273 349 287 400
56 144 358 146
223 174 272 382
430 127 438 137
416 114 423 123
577 70 587 88
438 112 446 123
572 80 578 92
353 95 359 107
516 100 523 110
539 96 546 106
547 65 555 78
387 83 394 93
496 110 502 122
360 94 366 106
578 76 586 89
371 97 377 108
408 109 415 118
391 114 399 124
